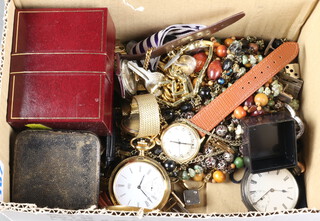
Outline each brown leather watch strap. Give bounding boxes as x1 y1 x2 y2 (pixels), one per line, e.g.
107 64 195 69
121 12 245 61
190 42 299 136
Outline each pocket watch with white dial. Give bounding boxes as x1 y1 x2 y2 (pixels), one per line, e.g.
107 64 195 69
109 138 171 210
160 122 202 164
241 169 299 212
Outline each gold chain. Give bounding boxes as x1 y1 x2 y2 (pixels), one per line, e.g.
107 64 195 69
145 147 224 166
143 47 155 70
186 149 224 165
146 151 168 161
178 118 242 146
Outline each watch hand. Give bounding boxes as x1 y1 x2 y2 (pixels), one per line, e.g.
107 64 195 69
137 175 145 188
140 188 153 203
253 188 273 205
274 189 289 193
170 141 193 146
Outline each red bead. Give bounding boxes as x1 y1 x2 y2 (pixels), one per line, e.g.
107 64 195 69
207 60 222 81
243 95 254 108
216 45 227 57
249 43 259 53
250 109 265 116
193 52 208 72
233 106 247 119
247 105 257 113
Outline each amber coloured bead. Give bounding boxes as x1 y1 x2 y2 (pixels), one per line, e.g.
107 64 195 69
207 60 222 81
193 52 208 72
254 93 269 106
233 106 247 119
212 170 226 183
216 45 227 57
193 173 204 182
224 38 234 47
213 41 221 48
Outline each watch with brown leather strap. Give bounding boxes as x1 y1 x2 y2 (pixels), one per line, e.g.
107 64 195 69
190 42 299 136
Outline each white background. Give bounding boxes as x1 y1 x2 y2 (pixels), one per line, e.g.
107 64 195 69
1 211 320 221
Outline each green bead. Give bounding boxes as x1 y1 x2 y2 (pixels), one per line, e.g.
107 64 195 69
257 55 263 62
242 55 248 64
289 99 300 111
258 87 264 93
249 55 257 65
234 157 244 169
264 87 271 96
215 38 222 44
181 170 190 180
188 168 196 177
271 80 279 86
264 106 270 112
268 100 275 107
238 67 246 77
273 88 280 97
194 165 204 174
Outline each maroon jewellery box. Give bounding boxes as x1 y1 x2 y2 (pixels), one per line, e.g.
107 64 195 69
7 8 116 135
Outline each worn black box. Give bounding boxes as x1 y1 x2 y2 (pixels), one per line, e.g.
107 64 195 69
12 130 101 209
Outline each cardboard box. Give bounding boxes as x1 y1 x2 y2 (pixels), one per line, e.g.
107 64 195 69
1 0 320 220
6 8 116 136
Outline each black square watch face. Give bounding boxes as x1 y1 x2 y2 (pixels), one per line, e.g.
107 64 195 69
241 112 297 173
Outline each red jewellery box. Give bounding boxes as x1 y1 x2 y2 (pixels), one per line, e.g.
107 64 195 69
7 8 116 135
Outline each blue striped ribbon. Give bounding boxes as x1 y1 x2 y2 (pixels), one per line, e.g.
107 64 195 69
129 24 206 70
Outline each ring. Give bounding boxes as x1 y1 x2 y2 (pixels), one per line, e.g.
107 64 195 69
229 171 243 184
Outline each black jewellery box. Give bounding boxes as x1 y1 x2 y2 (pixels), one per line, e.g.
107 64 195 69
241 111 297 173
11 130 101 209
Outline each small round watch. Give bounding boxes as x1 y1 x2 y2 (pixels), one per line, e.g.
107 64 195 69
241 169 299 212
109 138 171 210
160 122 202 164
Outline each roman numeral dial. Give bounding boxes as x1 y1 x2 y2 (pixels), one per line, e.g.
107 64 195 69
242 169 299 212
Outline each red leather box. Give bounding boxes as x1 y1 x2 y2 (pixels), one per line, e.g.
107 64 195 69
7 8 116 135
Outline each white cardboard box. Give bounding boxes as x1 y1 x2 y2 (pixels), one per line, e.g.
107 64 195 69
0 0 320 220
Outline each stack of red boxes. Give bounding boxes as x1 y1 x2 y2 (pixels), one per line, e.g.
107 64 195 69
7 8 116 135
